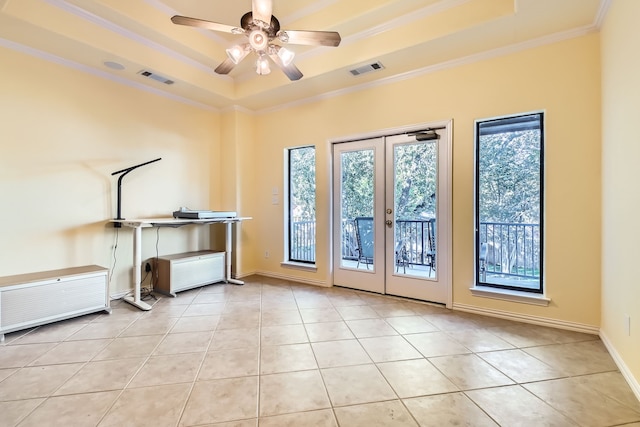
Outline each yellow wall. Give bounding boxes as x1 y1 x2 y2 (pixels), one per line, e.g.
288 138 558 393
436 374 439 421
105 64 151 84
600 0 640 392
255 33 602 327
0 47 221 296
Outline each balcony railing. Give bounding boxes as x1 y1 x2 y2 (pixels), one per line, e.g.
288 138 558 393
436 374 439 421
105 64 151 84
291 218 540 281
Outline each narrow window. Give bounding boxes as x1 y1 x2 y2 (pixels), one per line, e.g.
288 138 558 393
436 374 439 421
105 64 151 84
475 113 544 293
288 146 316 263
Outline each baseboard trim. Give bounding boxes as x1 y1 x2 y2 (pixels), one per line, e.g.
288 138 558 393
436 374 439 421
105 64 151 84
253 270 330 287
452 302 600 335
599 331 640 402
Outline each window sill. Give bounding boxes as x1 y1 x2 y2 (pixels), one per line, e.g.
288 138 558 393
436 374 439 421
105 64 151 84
281 261 317 272
469 286 550 306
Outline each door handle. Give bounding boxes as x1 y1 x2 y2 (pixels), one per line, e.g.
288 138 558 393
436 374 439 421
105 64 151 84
385 220 393 226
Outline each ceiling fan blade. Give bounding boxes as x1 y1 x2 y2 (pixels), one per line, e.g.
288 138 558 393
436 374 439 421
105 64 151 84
214 58 237 75
171 15 240 34
252 0 273 27
269 53 303 81
281 30 341 47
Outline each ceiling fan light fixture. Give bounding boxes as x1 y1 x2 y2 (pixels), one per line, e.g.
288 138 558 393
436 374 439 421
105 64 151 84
226 44 249 64
249 29 269 51
277 31 289 43
277 47 295 66
256 55 271 75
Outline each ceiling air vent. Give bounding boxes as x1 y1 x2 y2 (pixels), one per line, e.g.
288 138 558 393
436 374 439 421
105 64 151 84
138 70 174 85
349 61 385 76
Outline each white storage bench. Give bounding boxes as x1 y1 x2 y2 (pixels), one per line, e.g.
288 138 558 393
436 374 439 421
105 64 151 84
154 250 225 296
0 265 111 341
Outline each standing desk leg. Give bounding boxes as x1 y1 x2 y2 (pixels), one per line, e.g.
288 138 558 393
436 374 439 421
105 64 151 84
124 225 152 310
226 221 244 285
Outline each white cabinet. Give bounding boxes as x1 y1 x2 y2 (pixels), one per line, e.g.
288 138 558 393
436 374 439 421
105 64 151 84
0 265 110 341
155 251 225 296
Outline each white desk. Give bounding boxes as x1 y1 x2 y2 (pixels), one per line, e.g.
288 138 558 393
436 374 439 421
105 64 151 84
112 217 251 311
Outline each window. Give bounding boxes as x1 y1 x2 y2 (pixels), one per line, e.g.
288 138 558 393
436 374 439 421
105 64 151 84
475 113 544 293
287 146 316 263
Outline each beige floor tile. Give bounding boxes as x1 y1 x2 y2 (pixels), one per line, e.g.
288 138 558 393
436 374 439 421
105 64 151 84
311 339 372 368
385 316 438 334
260 324 309 346
523 340 618 376
54 357 145 395
66 321 133 340
170 315 220 333
321 364 396 406
154 331 213 355
335 305 380 320
574 371 640 411
404 393 498 427
261 309 302 326
91 307 142 323
370 303 418 318
0 368 16 382
377 359 458 398
0 398 44 426
194 420 257 427
223 301 261 313
120 316 177 337
199 347 259 380
346 318 398 338
477 349 566 383
30 339 111 365
359 335 423 362
192 292 228 304
429 354 514 390
13 322 88 344
422 314 482 331
305 321 355 342
467 385 579 426
259 370 330 417
335 400 418 426
326 294 367 307
141 303 188 317
261 299 299 311
295 297 334 309
153 293 196 306
404 332 471 358
0 343 56 368
181 303 227 317
18 390 119 427
488 324 572 348
260 343 317 374
217 313 261 330
299 307 343 323
445 329 515 352
100 383 191 427
93 335 163 360
129 352 204 388
0 363 83 400
524 377 640 426
209 328 259 350
259 409 336 426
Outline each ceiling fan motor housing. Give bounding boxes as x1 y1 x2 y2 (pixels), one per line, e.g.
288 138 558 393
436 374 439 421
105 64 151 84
249 29 269 51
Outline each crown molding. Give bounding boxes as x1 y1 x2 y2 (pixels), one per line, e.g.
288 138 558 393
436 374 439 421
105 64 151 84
258 23 597 115
594 0 612 29
0 37 219 112
45 0 219 76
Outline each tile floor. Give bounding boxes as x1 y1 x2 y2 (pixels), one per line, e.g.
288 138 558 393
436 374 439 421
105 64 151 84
0 275 639 427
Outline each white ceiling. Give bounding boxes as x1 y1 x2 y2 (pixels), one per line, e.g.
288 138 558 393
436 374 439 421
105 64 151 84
0 0 606 112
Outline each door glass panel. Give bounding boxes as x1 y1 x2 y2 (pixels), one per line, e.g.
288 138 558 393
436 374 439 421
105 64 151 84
340 149 375 270
393 141 438 279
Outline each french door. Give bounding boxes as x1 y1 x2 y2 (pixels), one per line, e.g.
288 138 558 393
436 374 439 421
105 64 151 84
332 123 451 306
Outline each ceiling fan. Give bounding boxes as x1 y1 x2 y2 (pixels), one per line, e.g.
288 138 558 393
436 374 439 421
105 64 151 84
171 0 342 81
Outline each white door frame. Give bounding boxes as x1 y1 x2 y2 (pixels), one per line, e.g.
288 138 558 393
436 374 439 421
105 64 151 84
329 120 453 308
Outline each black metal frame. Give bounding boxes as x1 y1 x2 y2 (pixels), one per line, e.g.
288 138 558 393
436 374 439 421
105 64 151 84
474 112 545 293
287 146 316 264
